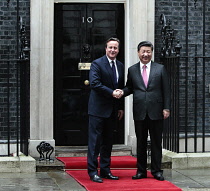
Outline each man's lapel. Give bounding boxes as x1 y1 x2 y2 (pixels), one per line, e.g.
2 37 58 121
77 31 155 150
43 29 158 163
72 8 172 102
116 60 123 83
148 62 157 86
133 62 145 88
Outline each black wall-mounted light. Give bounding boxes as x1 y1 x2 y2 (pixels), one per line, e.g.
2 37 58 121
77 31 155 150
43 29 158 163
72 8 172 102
19 16 30 60
160 14 182 58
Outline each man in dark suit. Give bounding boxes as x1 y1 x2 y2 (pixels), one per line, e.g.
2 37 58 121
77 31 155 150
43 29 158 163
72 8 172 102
115 41 170 181
87 37 124 183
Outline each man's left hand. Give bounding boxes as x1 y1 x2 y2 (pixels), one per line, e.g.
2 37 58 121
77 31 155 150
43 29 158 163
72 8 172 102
163 109 170 119
118 110 124 120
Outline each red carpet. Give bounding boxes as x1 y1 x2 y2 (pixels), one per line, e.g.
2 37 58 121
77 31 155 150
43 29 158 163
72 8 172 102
66 169 182 191
57 156 182 191
57 156 137 169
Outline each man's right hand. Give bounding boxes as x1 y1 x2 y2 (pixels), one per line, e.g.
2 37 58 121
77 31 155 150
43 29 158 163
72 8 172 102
112 89 124 99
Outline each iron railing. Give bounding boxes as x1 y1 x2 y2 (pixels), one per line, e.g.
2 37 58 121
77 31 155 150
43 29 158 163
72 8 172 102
162 56 180 153
162 55 210 153
0 0 30 156
0 59 29 156
160 11 210 153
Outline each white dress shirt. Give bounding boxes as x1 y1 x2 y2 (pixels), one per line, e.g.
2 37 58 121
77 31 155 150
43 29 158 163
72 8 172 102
140 61 151 80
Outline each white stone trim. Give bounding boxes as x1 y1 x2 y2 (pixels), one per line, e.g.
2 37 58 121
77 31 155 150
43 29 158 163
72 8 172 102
0 154 36 172
163 149 210 169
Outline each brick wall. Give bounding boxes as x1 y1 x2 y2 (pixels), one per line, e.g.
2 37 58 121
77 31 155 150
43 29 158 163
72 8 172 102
0 0 30 140
155 0 210 133
0 0 210 139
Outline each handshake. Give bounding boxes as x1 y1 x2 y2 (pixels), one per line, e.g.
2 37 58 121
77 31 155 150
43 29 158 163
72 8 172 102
112 89 124 99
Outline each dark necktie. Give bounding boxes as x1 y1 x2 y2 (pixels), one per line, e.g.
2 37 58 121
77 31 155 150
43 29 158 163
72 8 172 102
111 61 118 88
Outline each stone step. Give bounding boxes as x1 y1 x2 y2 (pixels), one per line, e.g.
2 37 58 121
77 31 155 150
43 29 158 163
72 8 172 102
37 145 132 172
0 155 36 173
36 145 171 172
36 158 65 172
55 144 132 157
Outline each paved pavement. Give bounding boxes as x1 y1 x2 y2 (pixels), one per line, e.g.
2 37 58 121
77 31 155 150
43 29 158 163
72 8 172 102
0 167 210 191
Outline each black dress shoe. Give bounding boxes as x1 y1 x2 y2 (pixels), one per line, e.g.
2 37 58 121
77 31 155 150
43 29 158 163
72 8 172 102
153 172 164 181
101 173 119 180
132 173 147 179
90 175 103 183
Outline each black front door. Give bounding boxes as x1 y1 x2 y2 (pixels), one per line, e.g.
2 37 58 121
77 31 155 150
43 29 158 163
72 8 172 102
54 3 124 146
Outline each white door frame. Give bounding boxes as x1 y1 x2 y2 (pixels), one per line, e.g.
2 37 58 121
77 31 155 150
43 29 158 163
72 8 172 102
29 0 154 157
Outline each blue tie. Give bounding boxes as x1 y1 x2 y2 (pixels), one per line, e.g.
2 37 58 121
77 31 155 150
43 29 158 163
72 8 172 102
111 61 118 88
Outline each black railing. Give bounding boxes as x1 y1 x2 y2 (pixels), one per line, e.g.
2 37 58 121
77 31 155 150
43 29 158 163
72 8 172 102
160 12 210 153
0 0 30 156
162 55 210 153
162 56 180 153
0 58 29 157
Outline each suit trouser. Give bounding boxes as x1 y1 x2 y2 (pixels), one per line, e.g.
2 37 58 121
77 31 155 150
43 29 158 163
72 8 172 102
134 115 163 175
87 113 116 177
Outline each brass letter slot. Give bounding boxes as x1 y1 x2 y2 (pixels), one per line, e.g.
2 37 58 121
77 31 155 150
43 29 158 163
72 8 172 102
78 62 91 70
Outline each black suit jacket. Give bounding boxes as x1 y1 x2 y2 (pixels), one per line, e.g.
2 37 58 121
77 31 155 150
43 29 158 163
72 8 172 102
88 55 124 118
123 61 170 120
